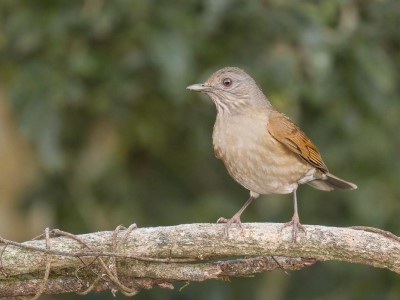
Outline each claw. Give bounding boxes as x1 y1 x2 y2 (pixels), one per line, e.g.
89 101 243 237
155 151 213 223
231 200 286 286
282 212 306 243
216 195 255 237
217 213 243 236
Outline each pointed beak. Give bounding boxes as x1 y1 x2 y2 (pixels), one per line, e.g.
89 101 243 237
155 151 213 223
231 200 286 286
186 83 208 92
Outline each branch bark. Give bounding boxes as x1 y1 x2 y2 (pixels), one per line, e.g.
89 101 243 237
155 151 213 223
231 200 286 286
0 223 399 297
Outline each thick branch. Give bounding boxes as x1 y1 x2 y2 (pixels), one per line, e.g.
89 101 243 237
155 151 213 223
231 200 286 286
0 223 399 297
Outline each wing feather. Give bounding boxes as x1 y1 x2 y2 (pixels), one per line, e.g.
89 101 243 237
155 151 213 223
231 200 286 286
267 111 329 173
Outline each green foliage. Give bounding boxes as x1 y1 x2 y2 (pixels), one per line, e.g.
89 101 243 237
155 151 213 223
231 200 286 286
1 0 400 299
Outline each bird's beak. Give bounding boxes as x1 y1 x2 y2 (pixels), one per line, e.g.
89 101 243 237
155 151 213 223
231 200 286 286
186 83 208 92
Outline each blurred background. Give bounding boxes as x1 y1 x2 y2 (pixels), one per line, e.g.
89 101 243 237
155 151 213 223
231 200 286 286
1 0 399 299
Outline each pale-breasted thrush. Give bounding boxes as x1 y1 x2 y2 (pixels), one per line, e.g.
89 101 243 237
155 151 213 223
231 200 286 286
187 67 357 242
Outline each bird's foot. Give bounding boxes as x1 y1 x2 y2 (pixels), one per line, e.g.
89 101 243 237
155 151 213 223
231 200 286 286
217 213 243 237
282 212 306 243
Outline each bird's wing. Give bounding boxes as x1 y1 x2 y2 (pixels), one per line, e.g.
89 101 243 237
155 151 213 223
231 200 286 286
267 111 329 173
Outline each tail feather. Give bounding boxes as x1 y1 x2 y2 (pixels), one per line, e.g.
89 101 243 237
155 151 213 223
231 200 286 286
307 173 357 191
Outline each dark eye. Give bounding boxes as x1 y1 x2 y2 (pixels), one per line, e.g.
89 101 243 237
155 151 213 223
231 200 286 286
222 78 232 87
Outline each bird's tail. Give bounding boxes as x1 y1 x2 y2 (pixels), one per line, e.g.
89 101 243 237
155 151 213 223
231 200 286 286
307 173 357 191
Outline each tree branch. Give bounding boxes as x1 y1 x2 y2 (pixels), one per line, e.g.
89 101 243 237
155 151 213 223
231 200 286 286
0 223 399 297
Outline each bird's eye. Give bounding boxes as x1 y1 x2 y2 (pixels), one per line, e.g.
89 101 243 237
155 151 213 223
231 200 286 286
222 78 232 87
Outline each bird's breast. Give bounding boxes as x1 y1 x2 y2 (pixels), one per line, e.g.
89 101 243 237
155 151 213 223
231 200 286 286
212 114 314 194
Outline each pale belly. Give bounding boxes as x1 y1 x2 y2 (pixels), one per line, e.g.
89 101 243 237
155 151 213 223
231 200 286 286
213 115 315 195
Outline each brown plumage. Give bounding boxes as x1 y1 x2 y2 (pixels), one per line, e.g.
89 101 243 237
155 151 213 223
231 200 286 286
187 67 357 242
268 111 329 173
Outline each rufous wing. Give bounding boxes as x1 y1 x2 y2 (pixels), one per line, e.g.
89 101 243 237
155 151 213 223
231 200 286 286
267 111 329 173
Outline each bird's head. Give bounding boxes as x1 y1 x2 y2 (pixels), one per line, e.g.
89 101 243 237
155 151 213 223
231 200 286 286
187 67 271 114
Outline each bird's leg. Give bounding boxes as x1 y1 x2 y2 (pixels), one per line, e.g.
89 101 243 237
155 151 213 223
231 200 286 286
217 195 254 236
283 189 306 242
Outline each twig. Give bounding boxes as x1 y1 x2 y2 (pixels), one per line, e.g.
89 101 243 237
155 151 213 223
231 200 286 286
31 228 51 300
350 226 400 243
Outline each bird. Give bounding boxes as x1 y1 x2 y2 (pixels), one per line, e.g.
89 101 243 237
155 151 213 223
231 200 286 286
187 67 357 242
